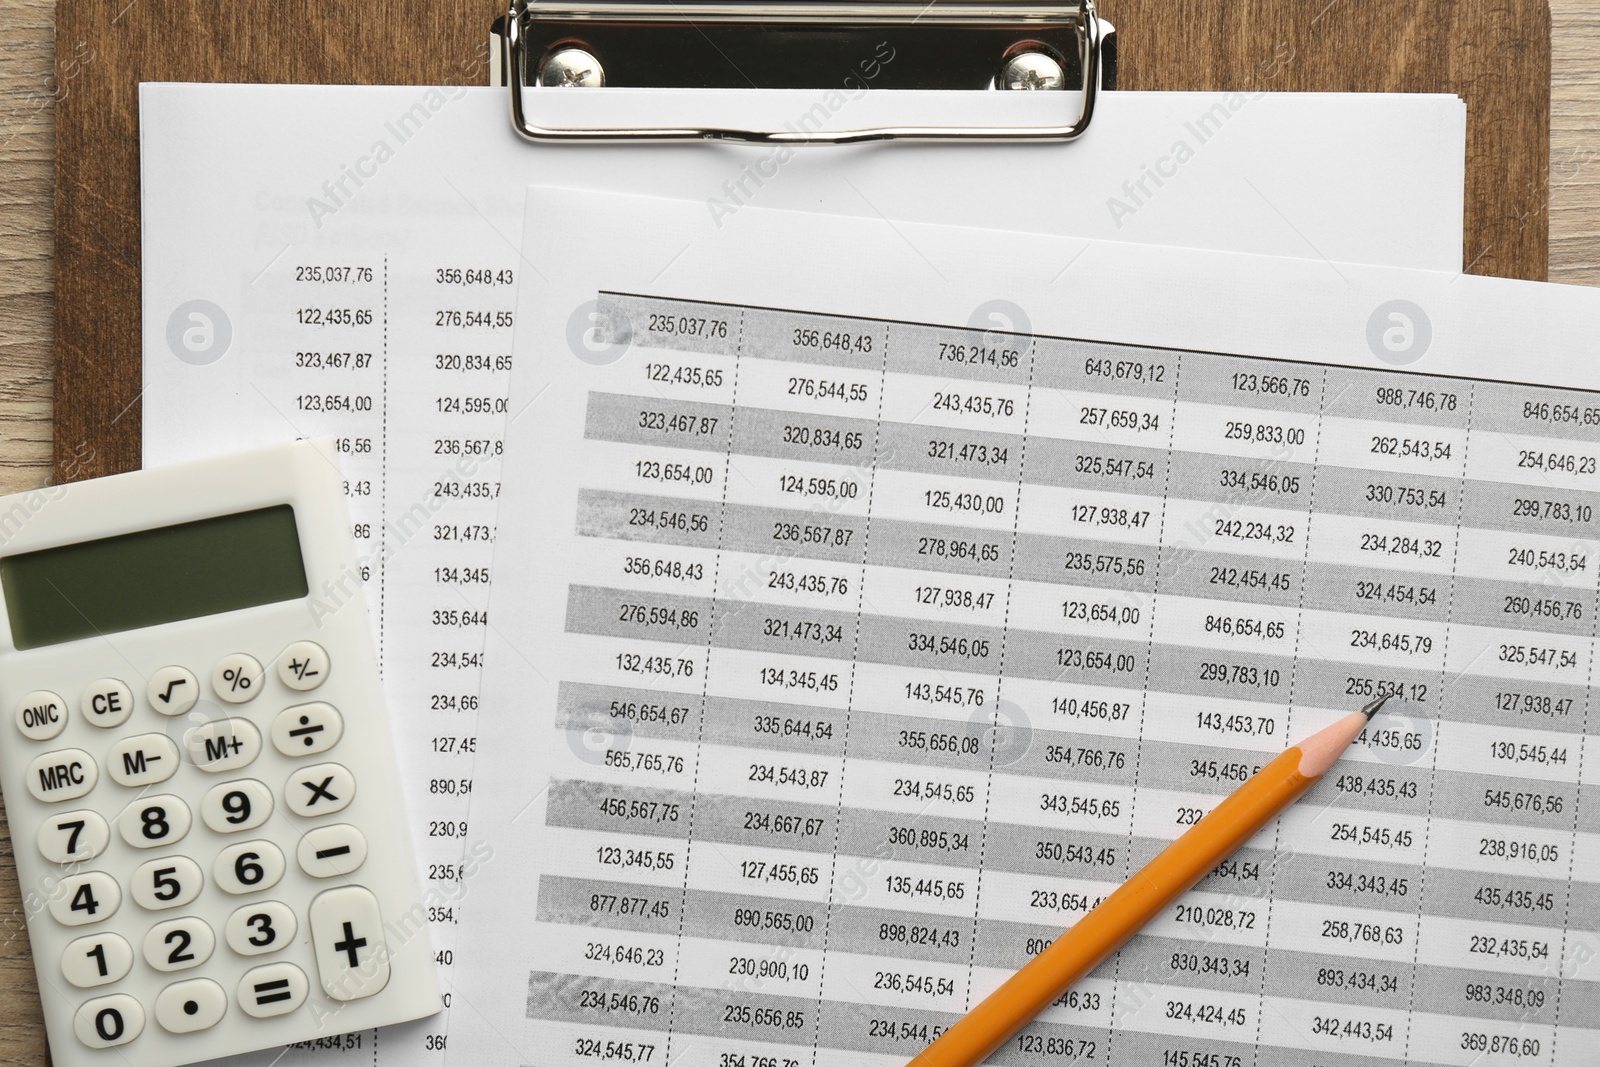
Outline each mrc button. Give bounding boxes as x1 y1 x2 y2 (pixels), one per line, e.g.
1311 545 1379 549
15 690 67 741
27 748 98 803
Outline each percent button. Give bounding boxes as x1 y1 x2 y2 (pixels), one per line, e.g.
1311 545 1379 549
212 654 264 705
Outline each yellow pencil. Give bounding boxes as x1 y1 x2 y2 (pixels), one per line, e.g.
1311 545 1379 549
906 696 1392 1067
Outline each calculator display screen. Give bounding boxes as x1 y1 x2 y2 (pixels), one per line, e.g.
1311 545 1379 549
0 505 309 649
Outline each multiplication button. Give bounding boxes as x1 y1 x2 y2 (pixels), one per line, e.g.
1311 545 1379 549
146 665 198 716
26 748 96 803
285 763 354 817
271 702 343 756
276 640 330 691
15 689 65 740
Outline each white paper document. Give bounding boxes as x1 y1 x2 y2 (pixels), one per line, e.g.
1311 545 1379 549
139 84 1467 1065
452 186 1600 1067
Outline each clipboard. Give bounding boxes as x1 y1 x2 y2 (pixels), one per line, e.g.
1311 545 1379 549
53 0 1550 490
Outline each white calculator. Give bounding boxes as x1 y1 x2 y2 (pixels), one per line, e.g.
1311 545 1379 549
0 441 440 1066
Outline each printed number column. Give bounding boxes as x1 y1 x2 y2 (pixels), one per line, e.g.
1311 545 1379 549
529 295 740 1064
1403 382 1600 1066
1101 351 1319 1065
809 319 1032 1066
666 306 887 1067
976 336 1181 1065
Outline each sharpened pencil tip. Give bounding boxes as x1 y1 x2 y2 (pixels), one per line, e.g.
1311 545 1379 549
1361 695 1392 720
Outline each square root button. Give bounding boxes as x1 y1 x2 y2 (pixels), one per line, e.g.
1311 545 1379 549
308 886 390 1001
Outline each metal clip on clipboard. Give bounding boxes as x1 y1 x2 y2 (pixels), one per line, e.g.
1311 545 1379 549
491 0 1116 144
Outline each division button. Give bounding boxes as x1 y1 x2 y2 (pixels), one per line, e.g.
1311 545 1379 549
116 795 191 849
154 977 227 1034
15 689 66 740
214 840 286 895
184 717 261 773
284 762 354 817
212 653 264 704
48 872 120 927
308 886 390 1000
107 733 181 787
73 993 144 1049
130 856 204 911
146 665 199 716
143 916 215 972
237 962 309 1019
276 641 330 691
200 778 273 834
296 823 368 878
271 702 343 756
224 900 296 956
26 747 97 803
81 677 134 728
37 809 109 864
61 933 133 988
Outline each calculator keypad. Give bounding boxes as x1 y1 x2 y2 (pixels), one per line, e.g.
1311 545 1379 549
116 796 191 849
237 962 309 1018
73 993 143 1048
106 734 180 788
210 653 263 704
295 823 367 878
199 778 273 833
15 689 66 740
270 702 342 756
81 679 134 728
144 666 198 717
130 857 204 911
49 872 120 927
62 933 133 988
224 901 295 956
14 637 419 1056
283 762 354 818
37 810 109 863
213 840 285 895
142 917 214 972
27 748 97 802
274 641 329 691
153 978 227 1034
183 718 261 773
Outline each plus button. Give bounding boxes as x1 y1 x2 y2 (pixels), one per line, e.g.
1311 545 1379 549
332 921 367 968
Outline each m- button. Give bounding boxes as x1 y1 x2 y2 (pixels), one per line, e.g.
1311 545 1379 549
108 734 180 787
184 719 262 773
27 748 98 803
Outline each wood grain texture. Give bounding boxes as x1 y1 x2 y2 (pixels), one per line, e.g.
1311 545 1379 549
0 0 1595 1062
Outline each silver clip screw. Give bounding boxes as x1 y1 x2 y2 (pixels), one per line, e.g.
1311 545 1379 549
997 51 1066 91
540 48 605 88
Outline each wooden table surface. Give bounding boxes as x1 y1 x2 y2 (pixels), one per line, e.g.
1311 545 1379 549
1 0 1598 1061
